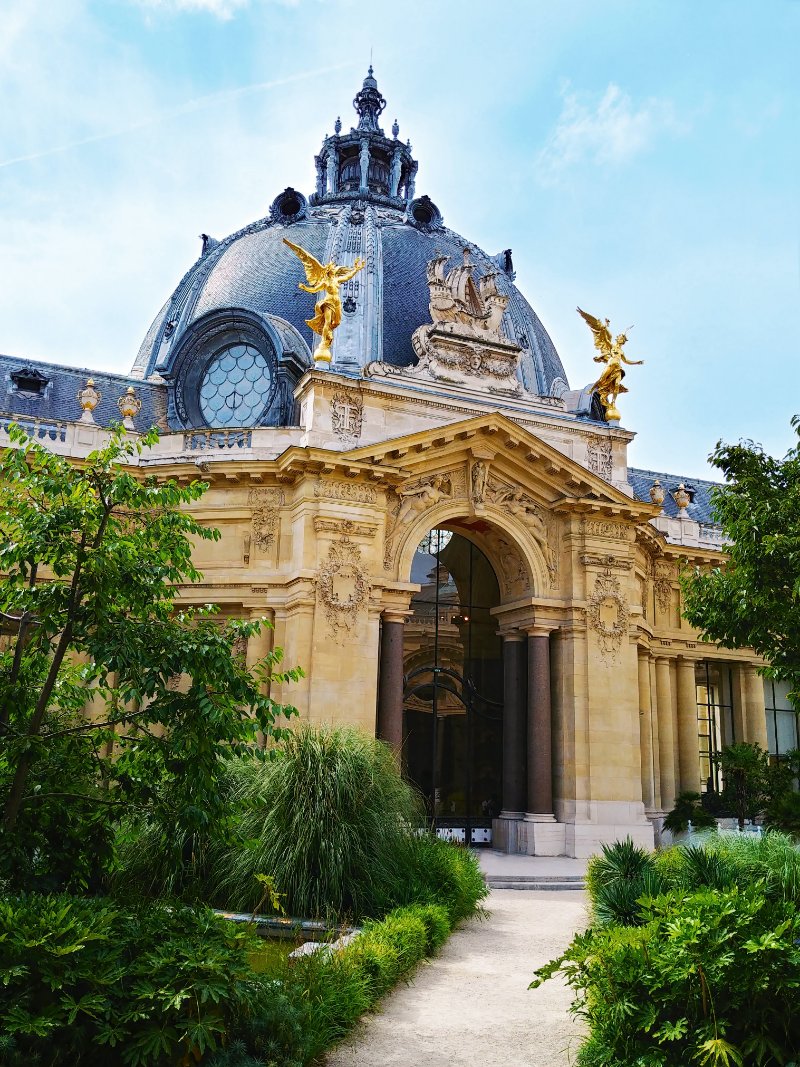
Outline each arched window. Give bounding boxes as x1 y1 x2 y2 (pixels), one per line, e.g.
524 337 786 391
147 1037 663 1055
199 342 273 428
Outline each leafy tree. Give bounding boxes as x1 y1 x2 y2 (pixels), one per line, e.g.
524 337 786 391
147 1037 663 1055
0 424 300 891
681 417 800 709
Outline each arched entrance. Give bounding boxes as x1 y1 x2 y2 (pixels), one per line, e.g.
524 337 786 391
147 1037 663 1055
402 528 503 846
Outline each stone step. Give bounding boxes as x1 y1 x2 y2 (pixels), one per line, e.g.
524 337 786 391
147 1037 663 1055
486 875 586 891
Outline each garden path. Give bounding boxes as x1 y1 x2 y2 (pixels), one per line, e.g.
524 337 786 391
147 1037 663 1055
325 889 587 1067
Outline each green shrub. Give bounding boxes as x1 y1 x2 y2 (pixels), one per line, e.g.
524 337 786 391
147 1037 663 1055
663 790 718 834
403 902 452 952
113 727 488 927
283 903 437 1063
532 884 800 1066
0 893 284 1067
394 831 489 923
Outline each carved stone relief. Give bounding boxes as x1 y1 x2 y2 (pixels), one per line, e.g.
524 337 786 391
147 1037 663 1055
314 479 377 505
316 535 371 639
652 562 673 615
582 519 630 540
580 553 633 571
585 572 630 658
586 434 613 481
248 488 285 550
363 251 524 396
485 531 529 597
483 476 558 587
330 390 363 445
314 517 376 539
383 473 455 570
470 459 489 507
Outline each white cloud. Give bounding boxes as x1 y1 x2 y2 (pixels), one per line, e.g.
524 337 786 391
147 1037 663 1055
536 82 686 183
133 0 251 17
131 0 301 17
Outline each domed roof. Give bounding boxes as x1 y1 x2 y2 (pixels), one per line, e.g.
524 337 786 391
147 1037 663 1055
131 70 569 407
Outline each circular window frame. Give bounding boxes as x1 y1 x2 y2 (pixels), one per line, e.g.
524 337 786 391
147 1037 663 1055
168 311 279 430
198 340 274 429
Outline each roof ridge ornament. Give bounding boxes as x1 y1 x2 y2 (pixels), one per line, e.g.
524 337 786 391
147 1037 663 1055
353 65 386 133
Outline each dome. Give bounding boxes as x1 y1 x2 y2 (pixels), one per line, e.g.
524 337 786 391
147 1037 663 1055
131 70 569 429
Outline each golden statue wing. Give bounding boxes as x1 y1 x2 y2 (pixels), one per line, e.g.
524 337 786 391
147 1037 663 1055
283 238 326 287
577 307 612 356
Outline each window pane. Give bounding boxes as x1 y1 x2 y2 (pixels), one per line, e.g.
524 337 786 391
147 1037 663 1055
199 343 272 428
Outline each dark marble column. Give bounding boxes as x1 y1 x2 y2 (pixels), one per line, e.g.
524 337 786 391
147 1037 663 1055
501 633 526 817
526 629 555 817
377 612 406 756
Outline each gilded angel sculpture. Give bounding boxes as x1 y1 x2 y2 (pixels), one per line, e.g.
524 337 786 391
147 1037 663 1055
283 238 365 364
577 307 643 423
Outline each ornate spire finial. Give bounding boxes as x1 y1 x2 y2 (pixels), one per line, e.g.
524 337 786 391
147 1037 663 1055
353 66 386 133
392 118 399 139
334 115 342 136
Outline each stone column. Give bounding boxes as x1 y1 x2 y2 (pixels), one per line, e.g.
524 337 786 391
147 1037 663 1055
655 657 676 811
247 609 274 748
376 611 406 756
246 609 274 678
649 658 662 809
525 629 554 819
743 664 769 750
501 633 526 818
676 657 701 794
638 651 656 809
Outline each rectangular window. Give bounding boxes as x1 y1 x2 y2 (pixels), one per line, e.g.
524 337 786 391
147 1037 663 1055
696 662 735 793
764 678 799 761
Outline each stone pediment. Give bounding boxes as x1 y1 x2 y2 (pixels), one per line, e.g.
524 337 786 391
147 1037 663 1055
342 411 654 519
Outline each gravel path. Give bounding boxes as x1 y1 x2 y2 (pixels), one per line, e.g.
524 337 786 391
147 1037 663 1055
325 890 587 1067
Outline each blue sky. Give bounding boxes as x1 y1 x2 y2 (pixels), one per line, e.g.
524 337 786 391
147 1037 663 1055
1 0 797 477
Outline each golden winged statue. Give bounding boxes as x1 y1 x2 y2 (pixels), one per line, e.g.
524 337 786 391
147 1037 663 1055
577 307 643 423
283 238 365 364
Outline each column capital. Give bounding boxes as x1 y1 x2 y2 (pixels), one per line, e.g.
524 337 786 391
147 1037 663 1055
381 609 412 625
524 623 559 638
500 630 526 643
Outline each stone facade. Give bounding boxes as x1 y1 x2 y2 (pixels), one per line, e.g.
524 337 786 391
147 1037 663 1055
0 69 775 859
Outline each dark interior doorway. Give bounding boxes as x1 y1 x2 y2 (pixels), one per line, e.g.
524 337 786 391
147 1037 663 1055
403 528 503 846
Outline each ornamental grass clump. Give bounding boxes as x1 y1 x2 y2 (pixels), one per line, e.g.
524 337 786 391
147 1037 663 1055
206 724 426 919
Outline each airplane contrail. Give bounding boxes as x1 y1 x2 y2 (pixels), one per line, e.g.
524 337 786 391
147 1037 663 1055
0 61 356 170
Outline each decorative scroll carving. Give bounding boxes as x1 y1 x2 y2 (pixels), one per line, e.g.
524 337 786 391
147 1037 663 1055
314 518 376 538
316 535 371 638
314 479 377 504
330 390 363 444
248 488 285 550
585 572 630 658
231 635 248 660
586 434 613 481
